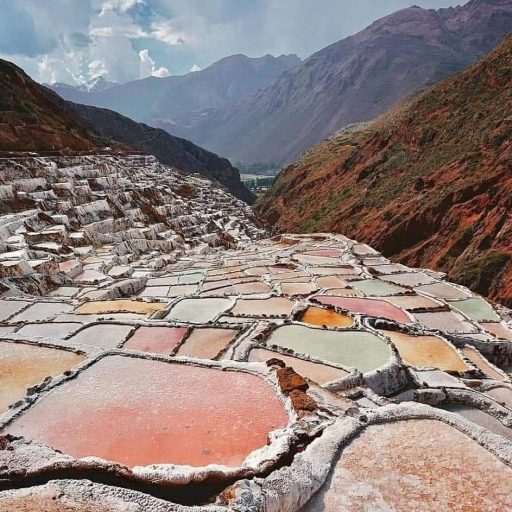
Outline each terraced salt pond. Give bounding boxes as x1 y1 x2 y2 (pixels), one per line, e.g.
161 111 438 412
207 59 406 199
249 348 349 384
9 302 74 323
15 322 81 340
4 355 289 468
68 324 134 349
439 404 512 441
266 325 391 373
122 326 188 354
166 298 233 323
302 419 512 511
0 341 86 412
230 297 295 317
301 306 354 328
377 329 469 372
350 279 405 296
449 298 501 322
74 300 166 317
175 328 239 359
314 296 412 324
462 345 507 380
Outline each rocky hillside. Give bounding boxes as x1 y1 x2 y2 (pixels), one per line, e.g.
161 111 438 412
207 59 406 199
256 33 512 305
51 53 300 124
0 60 101 152
167 0 512 167
71 103 254 203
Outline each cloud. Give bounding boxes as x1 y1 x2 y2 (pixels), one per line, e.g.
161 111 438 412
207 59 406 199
99 0 146 16
88 59 108 78
4 0 469 85
0 3 56 57
139 48 169 77
150 21 187 45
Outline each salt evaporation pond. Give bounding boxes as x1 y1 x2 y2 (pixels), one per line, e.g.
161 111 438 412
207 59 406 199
5 355 289 468
123 326 188 354
230 297 295 317
350 279 405 296
0 341 85 413
301 306 353 328
314 296 412 324
166 298 232 323
266 325 391 373
249 348 349 384
74 300 166 317
301 419 512 511
439 404 512 441
462 345 507 380
378 329 469 372
175 328 239 359
449 298 500 322
69 324 134 349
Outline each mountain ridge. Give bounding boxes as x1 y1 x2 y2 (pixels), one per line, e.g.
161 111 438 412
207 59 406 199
164 0 512 167
50 53 301 124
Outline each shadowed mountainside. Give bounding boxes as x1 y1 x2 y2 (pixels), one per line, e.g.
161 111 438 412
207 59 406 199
0 60 101 151
71 103 254 203
256 33 512 304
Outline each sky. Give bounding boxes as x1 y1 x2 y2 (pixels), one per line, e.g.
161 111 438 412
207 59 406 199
1 0 469 86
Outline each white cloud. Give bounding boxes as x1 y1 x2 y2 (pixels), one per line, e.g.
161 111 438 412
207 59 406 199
190 64 201 72
139 49 169 78
99 0 145 16
150 21 187 46
88 59 108 78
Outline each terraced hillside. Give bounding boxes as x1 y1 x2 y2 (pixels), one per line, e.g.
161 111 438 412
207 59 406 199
256 33 512 305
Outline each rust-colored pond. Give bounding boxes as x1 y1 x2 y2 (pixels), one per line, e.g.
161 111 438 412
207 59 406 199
0 341 86 413
5 355 289 468
301 307 353 328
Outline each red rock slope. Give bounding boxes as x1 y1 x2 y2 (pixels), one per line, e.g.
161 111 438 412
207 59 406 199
256 34 512 305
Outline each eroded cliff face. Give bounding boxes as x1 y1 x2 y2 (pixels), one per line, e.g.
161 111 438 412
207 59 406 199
256 34 512 305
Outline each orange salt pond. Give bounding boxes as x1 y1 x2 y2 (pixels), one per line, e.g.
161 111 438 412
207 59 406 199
249 348 349 385
5 355 288 468
175 328 239 359
314 296 412 324
0 341 86 413
123 326 188 354
462 346 507 381
301 307 353 328
302 419 512 511
377 329 469 372
75 300 166 317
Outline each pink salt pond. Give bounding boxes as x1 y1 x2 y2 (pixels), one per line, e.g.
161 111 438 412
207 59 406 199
6 355 289 468
122 326 189 354
175 328 239 359
314 296 412 324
